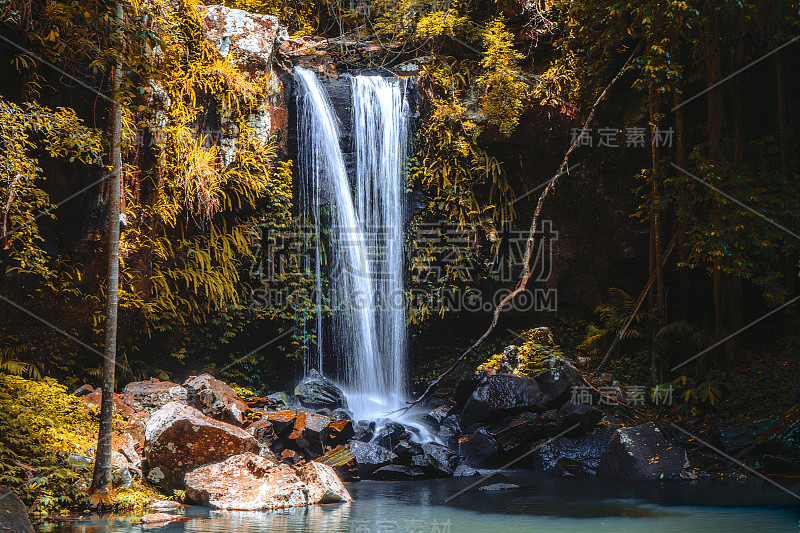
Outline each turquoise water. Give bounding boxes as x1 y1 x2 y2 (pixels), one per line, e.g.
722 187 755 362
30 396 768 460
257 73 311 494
39 472 800 532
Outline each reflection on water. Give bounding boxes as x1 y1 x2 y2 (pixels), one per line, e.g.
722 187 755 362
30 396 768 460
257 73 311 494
39 472 800 533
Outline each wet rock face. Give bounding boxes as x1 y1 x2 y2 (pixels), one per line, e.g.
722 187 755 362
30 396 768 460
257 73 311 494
294 370 348 410
373 422 411 450
349 440 397 478
460 374 546 429
185 453 351 510
486 412 547 452
144 402 259 492
531 434 612 476
184 373 249 426
459 428 500 467
598 422 694 481
122 379 188 414
0 486 34 533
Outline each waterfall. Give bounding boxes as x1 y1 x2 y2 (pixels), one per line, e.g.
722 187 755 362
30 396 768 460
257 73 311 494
294 68 409 421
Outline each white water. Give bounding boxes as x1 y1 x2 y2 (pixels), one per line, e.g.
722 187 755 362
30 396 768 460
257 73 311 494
294 68 410 421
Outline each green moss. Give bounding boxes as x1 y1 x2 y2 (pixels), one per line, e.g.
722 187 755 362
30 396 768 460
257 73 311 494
477 327 565 377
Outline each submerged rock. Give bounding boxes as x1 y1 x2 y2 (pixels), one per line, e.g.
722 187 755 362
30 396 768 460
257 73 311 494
460 374 545 429
479 483 519 491
144 402 259 491
184 373 249 426
453 463 480 477
349 440 397 479
294 370 348 410
598 422 695 481
372 464 427 480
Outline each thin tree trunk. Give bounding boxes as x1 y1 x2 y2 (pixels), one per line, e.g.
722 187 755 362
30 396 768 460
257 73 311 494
90 2 123 497
673 71 690 318
776 50 796 295
649 85 664 385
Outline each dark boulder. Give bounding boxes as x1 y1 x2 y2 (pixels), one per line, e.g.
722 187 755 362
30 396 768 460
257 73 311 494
354 420 376 442
718 418 776 452
554 401 603 436
598 422 696 481
531 433 612 476
0 486 34 533
392 439 425 465
325 419 355 447
349 440 397 479
372 465 427 480
413 442 461 477
534 359 581 408
330 408 354 422
294 370 348 410
459 428 499 467
487 412 547 452
287 412 331 457
460 375 545 429
373 422 411 450
437 415 462 449
429 400 457 425
452 375 481 413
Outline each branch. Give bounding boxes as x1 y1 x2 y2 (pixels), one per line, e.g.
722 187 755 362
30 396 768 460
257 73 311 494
401 42 644 412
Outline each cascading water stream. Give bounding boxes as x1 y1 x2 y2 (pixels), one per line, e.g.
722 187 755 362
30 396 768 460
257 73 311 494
294 67 410 422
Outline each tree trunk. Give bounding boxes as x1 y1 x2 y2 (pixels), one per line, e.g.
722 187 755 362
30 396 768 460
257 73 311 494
649 85 664 384
776 50 797 296
90 2 123 497
673 69 690 318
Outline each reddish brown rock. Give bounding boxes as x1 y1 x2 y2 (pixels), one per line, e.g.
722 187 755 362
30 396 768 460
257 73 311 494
264 410 298 434
288 412 330 457
81 390 134 419
325 419 355 447
184 373 249 426
281 449 304 465
140 513 188 524
296 461 353 503
122 378 187 414
248 418 278 449
184 453 310 510
144 402 259 492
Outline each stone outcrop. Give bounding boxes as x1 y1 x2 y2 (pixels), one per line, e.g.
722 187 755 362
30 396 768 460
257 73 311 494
349 440 397 479
184 453 351 510
144 402 259 491
531 434 612 476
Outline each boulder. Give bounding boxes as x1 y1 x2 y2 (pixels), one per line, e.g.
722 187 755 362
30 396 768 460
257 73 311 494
534 360 581 408
478 483 519 491
718 418 776 452
487 412 547 452
598 422 695 481
413 442 461 477
452 375 480 413
73 384 94 397
392 440 424 466
429 400 457 425
330 408 354 422
287 412 331 457
184 453 310 510
81 389 134 419
294 370 348 410
531 434 612 476
372 422 411 450
437 415 462 449
325 419 355 447
263 410 299 435
553 401 603 436
354 420 376 442
460 374 545 429
144 402 259 491
121 378 187 414
0 486 34 533
349 440 397 479
184 373 249 426
458 428 499 467
248 419 278 450
296 461 353 503
372 465 427 480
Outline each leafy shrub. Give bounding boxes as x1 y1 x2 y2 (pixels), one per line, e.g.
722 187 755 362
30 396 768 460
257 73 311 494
0 373 97 516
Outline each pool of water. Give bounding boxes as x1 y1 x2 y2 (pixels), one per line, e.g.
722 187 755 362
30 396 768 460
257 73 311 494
39 472 800 532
